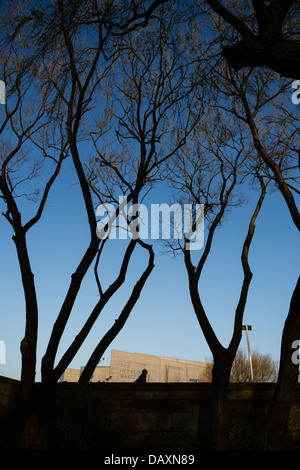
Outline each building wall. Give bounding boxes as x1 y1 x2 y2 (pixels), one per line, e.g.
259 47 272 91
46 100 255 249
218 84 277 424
109 350 208 383
59 350 209 383
80 365 111 382
61 368 80 382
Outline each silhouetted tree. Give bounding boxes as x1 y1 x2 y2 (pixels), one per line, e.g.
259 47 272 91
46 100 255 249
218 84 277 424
0 2 68 447
0 0 201 448
166 98 269 448
196 11 300 448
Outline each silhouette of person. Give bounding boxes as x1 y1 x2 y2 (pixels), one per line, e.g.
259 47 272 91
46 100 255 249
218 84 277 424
134 369 148 383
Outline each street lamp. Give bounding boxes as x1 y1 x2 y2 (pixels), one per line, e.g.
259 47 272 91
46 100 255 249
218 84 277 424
242 325 253 381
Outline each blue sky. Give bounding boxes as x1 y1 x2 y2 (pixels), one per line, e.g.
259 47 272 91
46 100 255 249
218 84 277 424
0 151 299 381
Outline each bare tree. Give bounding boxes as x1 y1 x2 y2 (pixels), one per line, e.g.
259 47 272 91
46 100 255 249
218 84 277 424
164 9 299 446
224 74 300 448
212 68 299 451
1 0 187 449
197 10 300 447
1 0 205 448
204 349 278 383
35 0 187 391
0 2 68 415
76 7 204 391
230 349 278 383
166 101 268 448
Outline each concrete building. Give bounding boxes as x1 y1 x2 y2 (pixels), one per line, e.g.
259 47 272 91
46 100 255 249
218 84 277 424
59 349 209 383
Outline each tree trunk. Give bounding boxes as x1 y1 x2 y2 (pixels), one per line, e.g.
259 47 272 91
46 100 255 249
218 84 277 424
11 230 37 396
265 277 300 449
210 355 232 450
205 0 300 79
12 231 40 449
75 242 155 396
18 384 57 450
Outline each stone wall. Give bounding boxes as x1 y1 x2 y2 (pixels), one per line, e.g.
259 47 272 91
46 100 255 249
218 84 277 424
0 376 19 420
1 376 300 450
54 382 300 450
0 376 20 449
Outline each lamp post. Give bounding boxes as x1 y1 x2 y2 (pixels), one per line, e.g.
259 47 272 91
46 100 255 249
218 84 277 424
242 325 253 381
